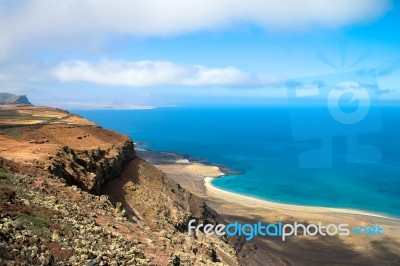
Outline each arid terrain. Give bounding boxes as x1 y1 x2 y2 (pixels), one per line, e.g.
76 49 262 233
0 105 243 265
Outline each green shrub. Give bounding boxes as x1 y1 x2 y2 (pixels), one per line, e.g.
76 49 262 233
17 212 51 238
0 167 6 178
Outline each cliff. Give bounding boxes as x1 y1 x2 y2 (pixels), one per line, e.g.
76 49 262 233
48 140 135 194
0 93 32 105
0 104 241 265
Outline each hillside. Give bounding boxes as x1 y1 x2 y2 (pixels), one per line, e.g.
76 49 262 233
0 105 241 265
0 93 32 105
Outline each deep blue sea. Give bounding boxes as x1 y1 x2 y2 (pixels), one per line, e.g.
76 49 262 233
73 107 400 217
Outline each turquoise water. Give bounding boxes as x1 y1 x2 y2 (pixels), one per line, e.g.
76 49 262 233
73 107 400 217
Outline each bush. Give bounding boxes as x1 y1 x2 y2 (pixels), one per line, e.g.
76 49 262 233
17 212 50 238
0 167 7 179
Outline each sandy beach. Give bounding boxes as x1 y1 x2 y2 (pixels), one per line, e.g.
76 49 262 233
139 149 400 265
203 177 396 219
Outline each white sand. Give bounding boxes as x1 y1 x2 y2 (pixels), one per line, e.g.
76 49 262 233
204 177 396 220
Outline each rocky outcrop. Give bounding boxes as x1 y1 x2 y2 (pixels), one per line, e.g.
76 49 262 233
0 93 31 105
103 157 241 265
48 140 135 194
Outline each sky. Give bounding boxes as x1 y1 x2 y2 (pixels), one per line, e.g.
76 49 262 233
0 0 399 109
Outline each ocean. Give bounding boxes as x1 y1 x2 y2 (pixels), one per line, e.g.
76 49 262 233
73 107 400 218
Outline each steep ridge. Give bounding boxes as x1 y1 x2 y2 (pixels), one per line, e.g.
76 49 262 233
0 105 241 265
47 138 134 194
0 93 32 105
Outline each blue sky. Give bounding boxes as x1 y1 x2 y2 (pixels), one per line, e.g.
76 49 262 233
0 0 399 108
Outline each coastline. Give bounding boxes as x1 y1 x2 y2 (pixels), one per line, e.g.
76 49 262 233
139 147 400 264
135 147 238 175
204 177 397 220
138 146 397 220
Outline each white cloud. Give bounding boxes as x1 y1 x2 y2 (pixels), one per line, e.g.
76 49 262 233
52 59 282 87
0 0 391 57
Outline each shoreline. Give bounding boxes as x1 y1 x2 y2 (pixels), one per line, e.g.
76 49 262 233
124 142 400 264
135 146 239 175
137 146 398 220
204 177 398 220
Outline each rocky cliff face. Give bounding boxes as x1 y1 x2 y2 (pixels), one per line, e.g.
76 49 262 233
0 93 31 105
48 140 134 194
102 156 240 265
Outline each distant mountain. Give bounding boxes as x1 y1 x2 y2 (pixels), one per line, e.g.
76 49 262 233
0 93 32 105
